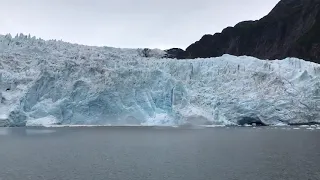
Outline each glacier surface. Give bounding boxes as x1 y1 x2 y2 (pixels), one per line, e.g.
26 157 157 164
0 34 320 126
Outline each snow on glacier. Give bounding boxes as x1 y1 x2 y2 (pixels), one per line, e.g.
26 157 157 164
0 34 320 126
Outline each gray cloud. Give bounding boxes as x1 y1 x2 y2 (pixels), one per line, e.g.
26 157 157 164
0 0 280 49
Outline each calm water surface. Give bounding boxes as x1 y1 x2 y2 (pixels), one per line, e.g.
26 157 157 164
0 127 320 180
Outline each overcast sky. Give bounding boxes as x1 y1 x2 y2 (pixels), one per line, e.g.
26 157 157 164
0 0 280 49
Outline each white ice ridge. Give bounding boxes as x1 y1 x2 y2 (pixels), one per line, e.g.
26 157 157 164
0 33 320 126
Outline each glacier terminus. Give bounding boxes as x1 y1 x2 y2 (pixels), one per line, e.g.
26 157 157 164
0 34 320 127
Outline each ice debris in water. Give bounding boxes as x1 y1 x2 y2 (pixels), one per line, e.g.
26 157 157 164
1 34 320 126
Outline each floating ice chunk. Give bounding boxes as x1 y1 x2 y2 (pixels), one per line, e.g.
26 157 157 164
300 125 310 128
199 125 226 128
47 124 112 128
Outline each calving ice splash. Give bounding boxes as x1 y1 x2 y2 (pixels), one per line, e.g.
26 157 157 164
0 34 320 127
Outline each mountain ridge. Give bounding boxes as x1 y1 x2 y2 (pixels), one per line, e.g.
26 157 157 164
167 0 320 63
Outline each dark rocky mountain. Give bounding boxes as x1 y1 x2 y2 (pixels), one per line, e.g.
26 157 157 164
166 0 320 63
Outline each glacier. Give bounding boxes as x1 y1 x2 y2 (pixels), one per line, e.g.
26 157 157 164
0 34 320 127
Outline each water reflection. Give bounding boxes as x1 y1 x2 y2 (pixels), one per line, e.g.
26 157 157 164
26 129 56 135
0 128 9 135
0 128 56 136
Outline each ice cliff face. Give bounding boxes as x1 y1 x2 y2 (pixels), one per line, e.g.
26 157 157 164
0 34 320 126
